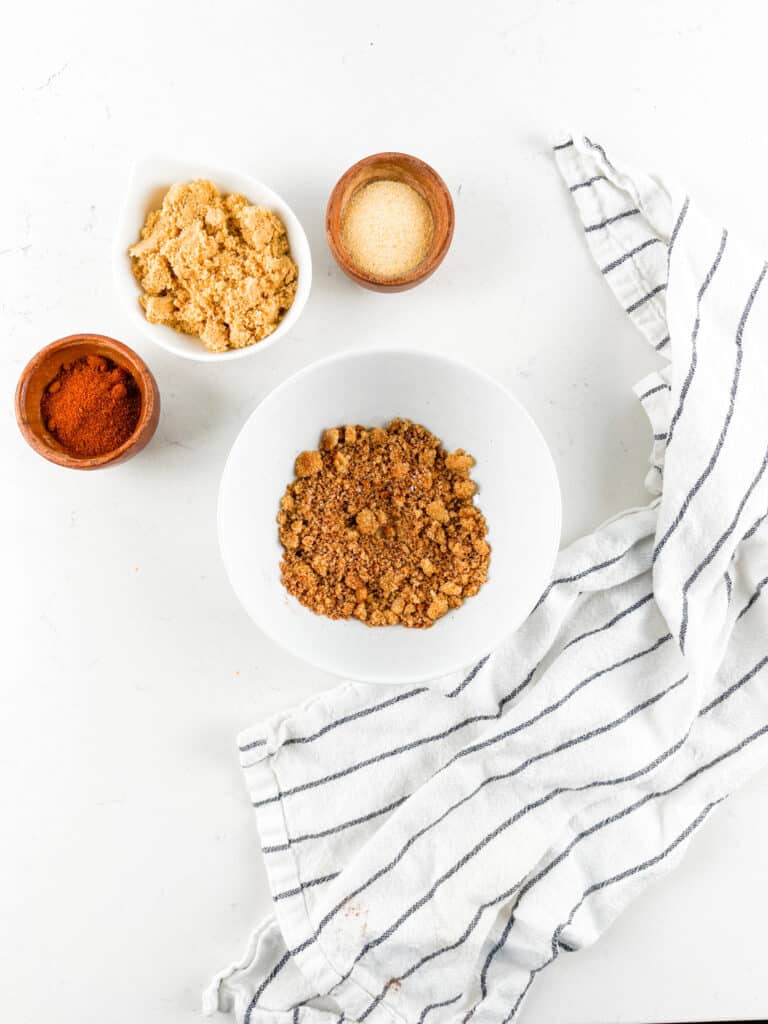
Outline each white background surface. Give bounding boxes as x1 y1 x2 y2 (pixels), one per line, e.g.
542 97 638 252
2 2 767 1021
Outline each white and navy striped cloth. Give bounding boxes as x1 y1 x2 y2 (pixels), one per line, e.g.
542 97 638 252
205 134 768 1024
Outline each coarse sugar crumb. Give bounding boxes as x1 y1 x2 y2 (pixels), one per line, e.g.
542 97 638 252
277 418 491 628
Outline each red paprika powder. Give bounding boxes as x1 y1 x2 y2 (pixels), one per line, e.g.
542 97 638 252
41 354 142 457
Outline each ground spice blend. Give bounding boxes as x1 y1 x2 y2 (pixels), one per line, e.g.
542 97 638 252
278 418 491 628
41 355 142 457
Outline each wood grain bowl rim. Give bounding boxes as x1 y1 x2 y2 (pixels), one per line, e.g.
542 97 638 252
15 333 161 470
325 152 455 292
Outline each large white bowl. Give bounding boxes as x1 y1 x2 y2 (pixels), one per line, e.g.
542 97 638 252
218 349 561 684
113 158 312 362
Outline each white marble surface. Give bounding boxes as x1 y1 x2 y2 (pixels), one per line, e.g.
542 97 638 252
3 1 768 1021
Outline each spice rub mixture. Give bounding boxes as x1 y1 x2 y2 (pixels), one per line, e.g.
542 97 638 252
278 418 490 628
41 355 141 457
129 180 298 353
341 180 434 279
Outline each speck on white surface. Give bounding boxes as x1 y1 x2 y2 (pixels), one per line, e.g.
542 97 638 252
2 2 768 1022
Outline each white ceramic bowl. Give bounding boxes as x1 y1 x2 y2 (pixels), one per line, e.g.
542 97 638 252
218 349 561 684
113 158 312 362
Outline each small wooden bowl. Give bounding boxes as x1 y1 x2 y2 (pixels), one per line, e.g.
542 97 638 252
15 333 161 470
326 152 455 292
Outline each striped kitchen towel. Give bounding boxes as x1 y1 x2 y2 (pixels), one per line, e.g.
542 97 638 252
205 134 768 1024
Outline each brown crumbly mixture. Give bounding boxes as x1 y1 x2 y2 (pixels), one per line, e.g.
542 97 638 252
278 418 491 628
128 179 298 352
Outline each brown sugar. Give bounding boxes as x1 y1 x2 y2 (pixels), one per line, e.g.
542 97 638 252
129 179 298 353
277 418 491 628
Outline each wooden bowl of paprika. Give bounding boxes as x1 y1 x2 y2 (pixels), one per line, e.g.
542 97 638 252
15 333 160 470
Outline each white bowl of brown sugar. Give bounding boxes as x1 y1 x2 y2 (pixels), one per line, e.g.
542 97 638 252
218 349 561 685
113 158 312 361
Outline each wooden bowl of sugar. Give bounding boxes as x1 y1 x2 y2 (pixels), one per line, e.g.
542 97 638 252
326 152 455 292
